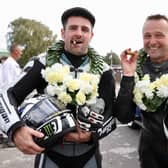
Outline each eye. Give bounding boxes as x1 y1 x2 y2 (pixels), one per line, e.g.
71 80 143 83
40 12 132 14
143 33 151 39
69 25 77 31
155 32 164 39
81 26 90 32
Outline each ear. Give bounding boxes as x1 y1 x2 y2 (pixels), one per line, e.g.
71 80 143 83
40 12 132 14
89 31 94 42
61 28 65 39
91 31 94 39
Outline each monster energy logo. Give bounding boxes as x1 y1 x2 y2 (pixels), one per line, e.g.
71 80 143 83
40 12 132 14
43 123 54 136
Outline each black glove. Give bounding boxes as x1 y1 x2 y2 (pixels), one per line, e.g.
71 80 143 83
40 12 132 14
76 98 105 132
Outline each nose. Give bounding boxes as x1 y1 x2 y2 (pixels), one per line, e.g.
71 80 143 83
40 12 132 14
75 27 83 36
149 36 157 45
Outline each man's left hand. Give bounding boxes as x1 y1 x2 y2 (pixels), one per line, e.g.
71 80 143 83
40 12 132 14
76 102 104 132
63 125 91 143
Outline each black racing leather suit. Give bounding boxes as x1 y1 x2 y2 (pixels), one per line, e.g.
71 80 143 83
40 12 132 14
116 57 168 168
2 51 135 168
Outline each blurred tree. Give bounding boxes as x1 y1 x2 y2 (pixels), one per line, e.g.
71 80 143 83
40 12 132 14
103 50 121 66
6 17 57 66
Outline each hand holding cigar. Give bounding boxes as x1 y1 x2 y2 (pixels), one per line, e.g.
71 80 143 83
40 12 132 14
125 49 138 60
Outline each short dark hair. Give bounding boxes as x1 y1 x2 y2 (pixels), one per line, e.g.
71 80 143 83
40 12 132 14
146 14 168 23
61 7 95 28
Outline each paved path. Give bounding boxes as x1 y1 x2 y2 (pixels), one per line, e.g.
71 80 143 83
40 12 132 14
0 146 34 168
0 124 140 168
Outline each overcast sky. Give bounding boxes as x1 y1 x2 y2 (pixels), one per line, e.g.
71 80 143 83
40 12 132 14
1 0 168 55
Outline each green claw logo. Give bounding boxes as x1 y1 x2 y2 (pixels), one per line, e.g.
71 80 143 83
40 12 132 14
43 122 56 136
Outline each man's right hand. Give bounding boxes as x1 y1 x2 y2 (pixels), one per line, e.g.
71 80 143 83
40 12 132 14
120 48 138 77
13 126 45 154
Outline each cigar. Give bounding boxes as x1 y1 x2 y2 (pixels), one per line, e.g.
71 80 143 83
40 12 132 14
71 40 77 44
125 50 135 56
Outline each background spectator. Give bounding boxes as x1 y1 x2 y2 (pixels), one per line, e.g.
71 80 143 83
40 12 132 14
0 43 22 89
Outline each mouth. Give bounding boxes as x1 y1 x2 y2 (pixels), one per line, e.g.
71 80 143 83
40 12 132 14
70 40 82 45
148 47 159 54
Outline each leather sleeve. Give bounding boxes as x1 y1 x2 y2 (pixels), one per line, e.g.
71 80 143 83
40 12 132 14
93 69 116 139
0 59 47 138
115 76 136 123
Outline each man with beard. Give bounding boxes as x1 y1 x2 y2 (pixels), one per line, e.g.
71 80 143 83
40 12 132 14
0 7 137 168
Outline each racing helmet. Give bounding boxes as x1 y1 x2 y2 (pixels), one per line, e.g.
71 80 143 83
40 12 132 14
19 95 76 148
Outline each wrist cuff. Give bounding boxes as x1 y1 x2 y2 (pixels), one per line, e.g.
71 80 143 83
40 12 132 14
7 121 26 141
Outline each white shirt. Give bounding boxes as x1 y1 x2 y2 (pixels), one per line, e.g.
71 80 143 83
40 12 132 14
0 57 22 89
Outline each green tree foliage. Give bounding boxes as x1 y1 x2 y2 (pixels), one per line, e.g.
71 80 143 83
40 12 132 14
6 17 57 66
103 50 121 66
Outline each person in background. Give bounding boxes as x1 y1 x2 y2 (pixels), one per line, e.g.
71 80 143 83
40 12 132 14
1 43 22 88
0 7 137 168
116 14 168 168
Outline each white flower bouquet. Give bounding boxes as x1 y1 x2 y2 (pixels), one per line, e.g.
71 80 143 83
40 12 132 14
41 63 100 106
133 73 168 112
